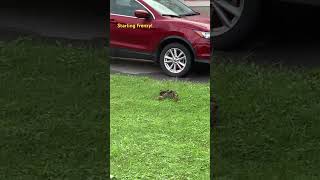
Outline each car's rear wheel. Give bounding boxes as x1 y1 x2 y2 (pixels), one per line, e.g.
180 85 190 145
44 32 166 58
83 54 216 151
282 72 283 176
159 43 192 77
212 0 261 50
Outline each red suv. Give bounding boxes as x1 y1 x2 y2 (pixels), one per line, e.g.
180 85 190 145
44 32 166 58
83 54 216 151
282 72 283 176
110 0 210 77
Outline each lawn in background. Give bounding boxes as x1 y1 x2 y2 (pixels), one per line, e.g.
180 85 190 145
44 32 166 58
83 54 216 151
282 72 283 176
212 61 320 179
111 74 210 179
0 38 108 179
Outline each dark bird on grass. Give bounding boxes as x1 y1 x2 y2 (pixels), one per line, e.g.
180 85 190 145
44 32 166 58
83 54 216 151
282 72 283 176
158 90 179 102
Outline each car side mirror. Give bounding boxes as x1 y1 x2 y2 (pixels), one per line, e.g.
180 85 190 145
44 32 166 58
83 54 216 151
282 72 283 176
134 10 151 19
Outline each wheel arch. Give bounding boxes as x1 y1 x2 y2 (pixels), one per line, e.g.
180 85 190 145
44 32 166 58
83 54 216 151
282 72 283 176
155 36 195 62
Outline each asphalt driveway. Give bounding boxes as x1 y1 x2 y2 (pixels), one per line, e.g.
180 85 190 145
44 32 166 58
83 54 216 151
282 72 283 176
111 58 209 83
213 3 320 67
0 8 105 41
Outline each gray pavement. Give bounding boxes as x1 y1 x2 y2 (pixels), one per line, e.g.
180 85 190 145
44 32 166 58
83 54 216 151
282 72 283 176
0 8 105 41
111 59 209 83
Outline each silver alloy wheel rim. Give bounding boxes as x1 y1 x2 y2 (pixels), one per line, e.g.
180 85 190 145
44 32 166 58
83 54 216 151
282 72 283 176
212 0 244 36
164 48 187 74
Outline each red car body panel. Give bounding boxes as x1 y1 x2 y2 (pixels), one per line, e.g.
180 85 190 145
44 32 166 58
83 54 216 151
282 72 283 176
110 0 211 63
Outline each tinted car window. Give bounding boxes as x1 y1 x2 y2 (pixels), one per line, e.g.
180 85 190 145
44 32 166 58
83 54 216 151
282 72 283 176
111 0 147 17
144 0 195 16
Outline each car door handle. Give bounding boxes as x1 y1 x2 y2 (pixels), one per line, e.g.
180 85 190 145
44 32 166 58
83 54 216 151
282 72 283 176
110 19 117 24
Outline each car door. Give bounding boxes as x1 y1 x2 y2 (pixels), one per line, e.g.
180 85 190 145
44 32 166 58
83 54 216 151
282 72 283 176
110 0 156 59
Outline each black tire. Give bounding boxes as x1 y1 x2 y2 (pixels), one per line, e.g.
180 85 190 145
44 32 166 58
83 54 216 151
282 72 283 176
213 0 262 50
159 43 192 77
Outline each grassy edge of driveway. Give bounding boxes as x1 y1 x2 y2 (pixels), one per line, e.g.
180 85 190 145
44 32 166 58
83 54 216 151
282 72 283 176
212 61 320 179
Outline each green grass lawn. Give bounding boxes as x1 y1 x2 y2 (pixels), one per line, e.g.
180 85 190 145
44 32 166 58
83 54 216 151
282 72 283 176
212 61 320 179
0 38 108 179
110 75 210 179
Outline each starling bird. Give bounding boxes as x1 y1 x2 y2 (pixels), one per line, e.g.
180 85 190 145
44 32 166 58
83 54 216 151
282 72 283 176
158 90 179 102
